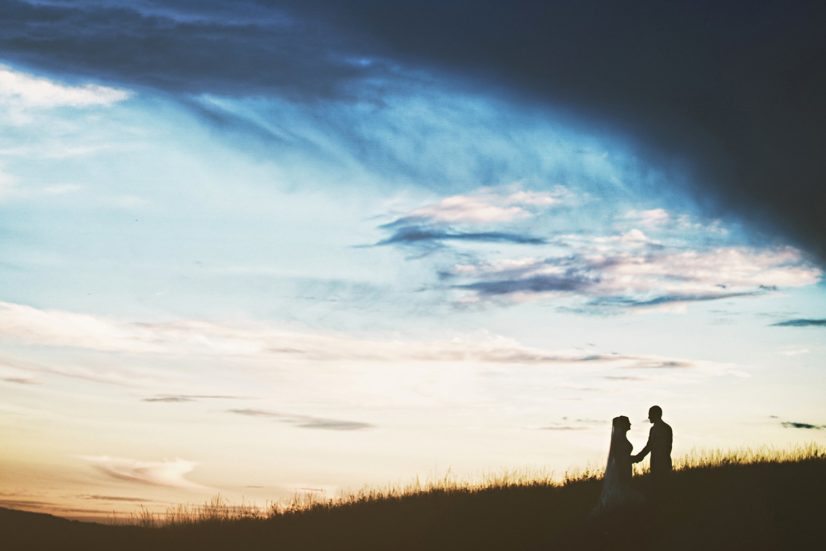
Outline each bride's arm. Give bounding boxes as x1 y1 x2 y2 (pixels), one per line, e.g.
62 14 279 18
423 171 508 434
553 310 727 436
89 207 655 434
631 427 653 462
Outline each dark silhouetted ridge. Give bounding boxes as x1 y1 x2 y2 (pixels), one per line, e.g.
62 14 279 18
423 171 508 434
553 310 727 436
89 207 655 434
3 457 823 550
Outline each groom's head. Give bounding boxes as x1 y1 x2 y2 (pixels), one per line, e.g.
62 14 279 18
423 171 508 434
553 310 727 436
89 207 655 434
648 405 663 422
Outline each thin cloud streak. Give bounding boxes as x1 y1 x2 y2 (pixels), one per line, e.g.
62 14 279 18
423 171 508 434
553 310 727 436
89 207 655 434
143 394 243 403
587 291 764 310
538 425 586 431
79 495 155 503
228 409 373 431
772 318 826 328
780 421 826 430
2 376 37 385
377 226 546 247
0 497 120 517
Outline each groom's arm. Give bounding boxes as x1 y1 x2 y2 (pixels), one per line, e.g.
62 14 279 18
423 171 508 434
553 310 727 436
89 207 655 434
632 428 654 463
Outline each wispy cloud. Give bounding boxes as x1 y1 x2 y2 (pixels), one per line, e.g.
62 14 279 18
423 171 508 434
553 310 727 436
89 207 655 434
82 456 206 490
228 409 373 431
0 65 130 109
622 208 670 228
143 394 242 403
621 208 725 234
0 353 174 389
0 496 119 517
586 291 763 311
400 187 565 224
537 417 605 431
377 192 821 313
0 173 85 204
375 186 565 249
771 318 826 328
0 300 724 371
538 425 586 431
443 239 820 311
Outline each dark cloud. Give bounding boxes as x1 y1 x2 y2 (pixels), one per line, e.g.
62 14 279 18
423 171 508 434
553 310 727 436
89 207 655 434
2 1 825 262
228 408 373 431
377 223 546 248
781 421 826 430
771 318 826 328
0 0 367 99
279 0 826 262
454 272 594 297
143 394 241 403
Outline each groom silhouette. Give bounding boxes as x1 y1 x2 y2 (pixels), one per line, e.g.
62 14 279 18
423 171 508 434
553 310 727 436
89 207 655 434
632 405 672 478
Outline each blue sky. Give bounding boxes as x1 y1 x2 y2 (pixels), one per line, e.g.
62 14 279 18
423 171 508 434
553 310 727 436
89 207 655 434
0 0 825 520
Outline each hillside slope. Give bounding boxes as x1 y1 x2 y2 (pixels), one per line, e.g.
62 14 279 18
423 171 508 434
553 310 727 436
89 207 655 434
3 458 823 550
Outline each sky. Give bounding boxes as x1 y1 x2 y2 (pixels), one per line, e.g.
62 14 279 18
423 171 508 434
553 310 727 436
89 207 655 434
0 0 825 521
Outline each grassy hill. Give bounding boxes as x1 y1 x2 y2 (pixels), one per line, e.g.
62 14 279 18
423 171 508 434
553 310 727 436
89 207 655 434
3 449 824 550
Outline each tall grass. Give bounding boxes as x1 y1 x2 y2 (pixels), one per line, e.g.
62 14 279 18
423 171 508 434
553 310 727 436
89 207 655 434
673 443 825 470
127 444 825 527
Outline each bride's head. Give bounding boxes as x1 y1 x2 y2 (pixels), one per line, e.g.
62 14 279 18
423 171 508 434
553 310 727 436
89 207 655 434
612 415 631 433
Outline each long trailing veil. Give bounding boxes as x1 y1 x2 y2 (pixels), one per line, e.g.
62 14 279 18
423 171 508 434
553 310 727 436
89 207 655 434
597 421 626 511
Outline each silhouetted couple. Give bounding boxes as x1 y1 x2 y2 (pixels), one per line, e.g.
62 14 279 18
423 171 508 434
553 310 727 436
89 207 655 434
596 405 672 513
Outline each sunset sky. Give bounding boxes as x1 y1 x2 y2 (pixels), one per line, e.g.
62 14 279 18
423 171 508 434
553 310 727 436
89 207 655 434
1 1 825 520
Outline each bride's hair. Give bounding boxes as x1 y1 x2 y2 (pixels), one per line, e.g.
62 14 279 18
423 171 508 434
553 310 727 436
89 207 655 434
612 415 630 432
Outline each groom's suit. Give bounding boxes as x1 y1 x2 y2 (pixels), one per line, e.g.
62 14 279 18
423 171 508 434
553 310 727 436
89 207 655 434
635 420 673 476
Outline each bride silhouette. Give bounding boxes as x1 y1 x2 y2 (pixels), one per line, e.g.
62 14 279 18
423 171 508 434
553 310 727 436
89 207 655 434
595 415 644 513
